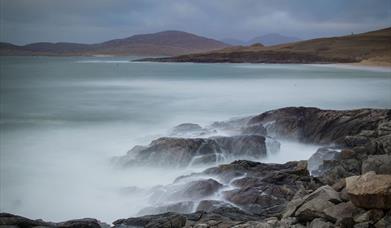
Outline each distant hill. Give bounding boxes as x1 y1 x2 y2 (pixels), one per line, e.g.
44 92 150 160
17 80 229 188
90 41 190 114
140 27 391 65
221 33 301 46
0 31 230 56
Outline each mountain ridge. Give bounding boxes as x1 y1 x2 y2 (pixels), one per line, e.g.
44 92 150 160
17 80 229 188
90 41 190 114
0 30 230 56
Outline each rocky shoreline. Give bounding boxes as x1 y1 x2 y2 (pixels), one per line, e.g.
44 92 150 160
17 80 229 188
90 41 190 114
1 107 390 228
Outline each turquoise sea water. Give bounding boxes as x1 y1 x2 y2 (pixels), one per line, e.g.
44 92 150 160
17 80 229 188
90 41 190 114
0 56 390 222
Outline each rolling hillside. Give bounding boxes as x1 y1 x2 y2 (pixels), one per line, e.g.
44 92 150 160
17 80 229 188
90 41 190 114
0 31 229 56
139 27 391 65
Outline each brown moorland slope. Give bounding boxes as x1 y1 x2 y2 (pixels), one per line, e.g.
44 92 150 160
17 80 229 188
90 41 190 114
138 27 391 64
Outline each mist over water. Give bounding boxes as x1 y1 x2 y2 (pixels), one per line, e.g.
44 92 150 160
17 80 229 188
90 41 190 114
0 56 390 223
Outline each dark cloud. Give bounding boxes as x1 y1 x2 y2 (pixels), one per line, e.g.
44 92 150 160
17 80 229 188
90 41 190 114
1 0 390 44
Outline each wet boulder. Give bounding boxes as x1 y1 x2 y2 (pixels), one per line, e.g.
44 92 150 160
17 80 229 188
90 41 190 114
170 123 216 137
241 123 267 136
308 147 340 176
196 200 234 212
213 135 267 159
118 135 268 168
123 137 223 167
137 201 194 216
148 178 223 204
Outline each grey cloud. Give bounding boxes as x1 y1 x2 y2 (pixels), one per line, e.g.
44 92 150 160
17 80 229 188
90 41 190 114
0 0 390 45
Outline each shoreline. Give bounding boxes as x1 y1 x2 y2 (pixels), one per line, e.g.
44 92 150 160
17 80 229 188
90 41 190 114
310 63 391 73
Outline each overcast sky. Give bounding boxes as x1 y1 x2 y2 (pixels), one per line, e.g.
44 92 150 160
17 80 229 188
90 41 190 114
1 0 390 45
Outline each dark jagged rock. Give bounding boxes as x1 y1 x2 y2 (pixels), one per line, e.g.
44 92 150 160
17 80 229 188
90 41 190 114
116 135 267 168
362 155 391 174
137 201 194 216
247 107 390 145
169 123 216 137
308 147 340 176
147 178 223 207
0 213 105 228
0 213 54 227
113 212 186 228
195 200 234 212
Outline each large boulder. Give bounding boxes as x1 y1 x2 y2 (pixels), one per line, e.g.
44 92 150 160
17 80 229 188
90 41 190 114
283 185 341 221
346 171 391 209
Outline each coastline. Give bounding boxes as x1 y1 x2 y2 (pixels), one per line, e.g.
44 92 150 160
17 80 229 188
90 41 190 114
310 63 391 73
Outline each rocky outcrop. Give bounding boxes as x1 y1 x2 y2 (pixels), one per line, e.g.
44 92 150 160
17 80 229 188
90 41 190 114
116 135 268 168
362 155 391 174
0 213 108 228
137 160 320 221
247 107 390 145
113 212 186 228
4 107 391 228
346 172 391 209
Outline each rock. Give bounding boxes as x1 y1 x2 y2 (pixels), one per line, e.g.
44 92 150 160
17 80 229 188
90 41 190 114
354 209 384 224
346 171 391 209
196 200 233 212
323 201 363 223
308 147 340 176
138 201 194 216
0 213 53 227
113 212 186 228
177 179 222 200
0 213 105 228
149 178 223 204
354 221 372 228
171 123 203 134
294 196 335 222
332 178 346 191
241 123 267 136
290 185 341 222
57 218 102 228
309 218 334 228
362 155 391 174
377 121 391 137
247 107 389 145
209 116 252 133
339 187 350 202
213 135 267 159
345 135 370 148
375 211 391 228
117 135 267 168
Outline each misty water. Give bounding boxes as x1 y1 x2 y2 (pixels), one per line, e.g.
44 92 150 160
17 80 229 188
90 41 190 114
0 56 390 223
